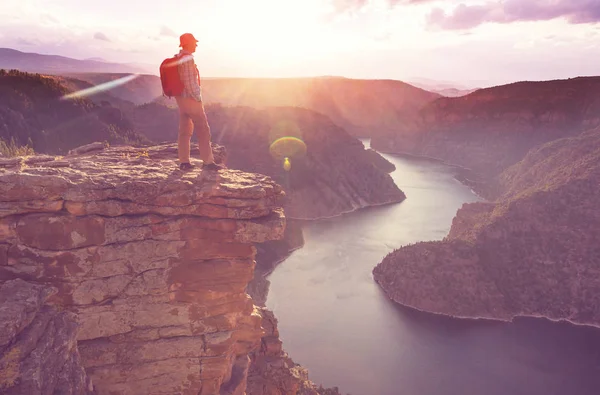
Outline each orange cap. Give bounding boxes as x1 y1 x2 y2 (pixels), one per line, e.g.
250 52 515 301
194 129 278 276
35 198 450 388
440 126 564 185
179 33 198 47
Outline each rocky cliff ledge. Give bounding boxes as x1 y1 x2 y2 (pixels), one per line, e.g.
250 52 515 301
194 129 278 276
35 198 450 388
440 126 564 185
0 143 288 394
373 128 600 326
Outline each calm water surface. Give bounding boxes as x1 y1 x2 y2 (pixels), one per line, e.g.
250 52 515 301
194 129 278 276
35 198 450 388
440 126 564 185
265 142 600 395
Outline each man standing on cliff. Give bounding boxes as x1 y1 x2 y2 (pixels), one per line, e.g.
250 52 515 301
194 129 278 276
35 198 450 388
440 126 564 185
174 33 223 171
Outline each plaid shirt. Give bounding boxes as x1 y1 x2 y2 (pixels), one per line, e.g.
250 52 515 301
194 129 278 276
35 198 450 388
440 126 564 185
177 50 202 101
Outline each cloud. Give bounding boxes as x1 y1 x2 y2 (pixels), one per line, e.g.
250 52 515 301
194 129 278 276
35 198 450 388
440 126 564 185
330 0 434 14
93 32 111 42
428 0 600 30
159 25 177 37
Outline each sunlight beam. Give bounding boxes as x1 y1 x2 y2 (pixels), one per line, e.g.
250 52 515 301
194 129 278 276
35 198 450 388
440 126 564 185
61 74 140 100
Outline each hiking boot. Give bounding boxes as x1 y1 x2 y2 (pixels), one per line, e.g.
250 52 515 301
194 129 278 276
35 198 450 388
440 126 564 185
203 162 225 171
179 162 195 171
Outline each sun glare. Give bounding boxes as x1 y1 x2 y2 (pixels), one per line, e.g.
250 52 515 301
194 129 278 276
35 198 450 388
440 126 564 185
208 0 332 62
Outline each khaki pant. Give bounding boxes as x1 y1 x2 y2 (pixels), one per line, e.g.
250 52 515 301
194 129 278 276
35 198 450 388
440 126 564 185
175 96 215 164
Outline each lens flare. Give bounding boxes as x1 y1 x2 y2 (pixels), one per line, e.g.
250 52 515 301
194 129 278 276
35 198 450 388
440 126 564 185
61 74 140 100
283 157 291 171
269 136 307 160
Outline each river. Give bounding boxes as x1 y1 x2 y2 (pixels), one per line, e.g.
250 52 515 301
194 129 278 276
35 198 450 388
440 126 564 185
265 142 600 395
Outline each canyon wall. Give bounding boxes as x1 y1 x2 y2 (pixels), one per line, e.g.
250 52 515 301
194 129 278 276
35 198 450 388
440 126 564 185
0 143 288 394
0 279 93 394
373 127 600 326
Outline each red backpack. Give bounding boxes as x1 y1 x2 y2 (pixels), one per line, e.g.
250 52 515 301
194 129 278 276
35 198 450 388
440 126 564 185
159 54 185 97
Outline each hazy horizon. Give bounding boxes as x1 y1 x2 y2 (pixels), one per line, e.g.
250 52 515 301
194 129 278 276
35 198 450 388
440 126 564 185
3 0 600 88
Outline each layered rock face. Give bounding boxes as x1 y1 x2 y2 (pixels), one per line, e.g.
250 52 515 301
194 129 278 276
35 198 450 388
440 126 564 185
248 220 304 306
246 225 344 395
247 309 340 395
373 128 600 326
0 143 287 394
372 77 600 178
0 279 93 395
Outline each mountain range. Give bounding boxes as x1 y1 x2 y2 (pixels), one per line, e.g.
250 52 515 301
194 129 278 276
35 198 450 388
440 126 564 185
408 77 479 97
372 76 600 181
0 48 154 75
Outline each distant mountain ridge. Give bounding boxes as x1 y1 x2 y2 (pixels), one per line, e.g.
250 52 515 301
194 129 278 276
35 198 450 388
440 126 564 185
408 78 479 97
0 48 152 75
372 76 600 179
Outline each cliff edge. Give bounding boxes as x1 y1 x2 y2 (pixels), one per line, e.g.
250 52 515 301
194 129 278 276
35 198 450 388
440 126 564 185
0 142 288 394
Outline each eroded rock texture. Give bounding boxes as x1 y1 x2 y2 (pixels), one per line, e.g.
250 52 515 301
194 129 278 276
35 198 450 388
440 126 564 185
247 309 341 395
0 279 93 395
0 143 286 395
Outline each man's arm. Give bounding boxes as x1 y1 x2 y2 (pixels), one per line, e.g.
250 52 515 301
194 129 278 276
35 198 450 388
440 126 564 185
178 55 202 101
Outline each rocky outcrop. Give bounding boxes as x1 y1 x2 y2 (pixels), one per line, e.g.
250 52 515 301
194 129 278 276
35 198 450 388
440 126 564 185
131 104 406 219
373 127 600 326
246 223 345 395
248 220 304 307
247 309 341 395
372 77 600 178
0 279 93 394
0 142 287 394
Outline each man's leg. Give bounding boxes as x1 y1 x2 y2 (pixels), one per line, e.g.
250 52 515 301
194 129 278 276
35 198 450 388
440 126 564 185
175 97 194 164
187 100 216 164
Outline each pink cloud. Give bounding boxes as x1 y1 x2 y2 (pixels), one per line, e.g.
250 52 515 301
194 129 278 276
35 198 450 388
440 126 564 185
428 0 600 30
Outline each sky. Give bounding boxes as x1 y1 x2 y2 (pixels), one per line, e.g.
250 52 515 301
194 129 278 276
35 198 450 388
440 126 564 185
2 0 600 88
